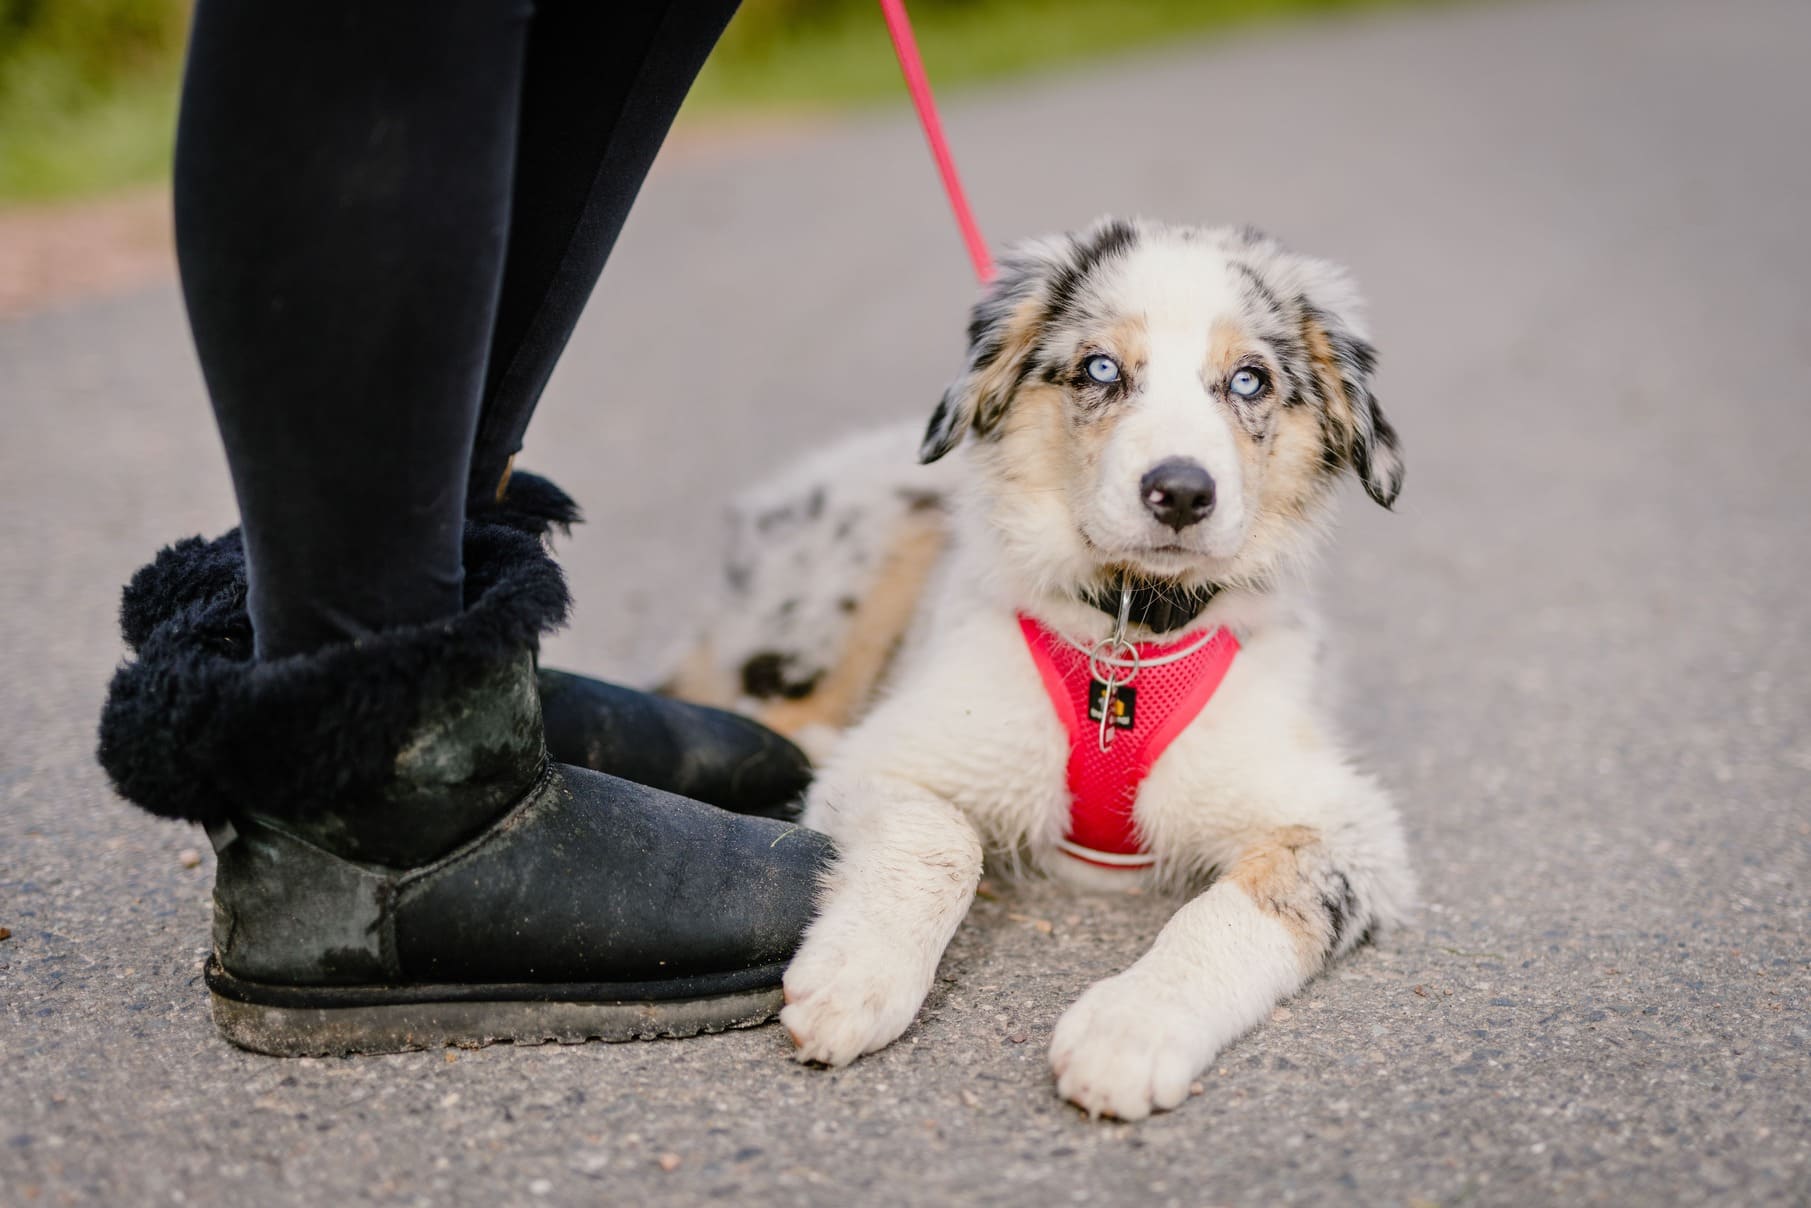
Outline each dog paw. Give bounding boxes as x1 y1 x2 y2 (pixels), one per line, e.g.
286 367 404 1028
1049 972 1212 1120
780 930 928 1067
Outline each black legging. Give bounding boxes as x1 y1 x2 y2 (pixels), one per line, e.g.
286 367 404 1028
174 0 739 660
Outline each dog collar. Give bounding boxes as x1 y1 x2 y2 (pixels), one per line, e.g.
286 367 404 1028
1019 612 1240 870
1080 574 1222 636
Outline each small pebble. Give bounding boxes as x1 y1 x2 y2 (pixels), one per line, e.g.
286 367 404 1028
178 849 202 869
1007 1030 1028 1044
528 1178 552 1196
1188 1081 1205 1097
658 1153 681 1172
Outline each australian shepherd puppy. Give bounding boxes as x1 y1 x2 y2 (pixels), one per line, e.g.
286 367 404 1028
669 218 1413 1119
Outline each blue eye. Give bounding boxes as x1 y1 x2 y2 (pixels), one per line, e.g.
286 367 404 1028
1085 354 1121 384
1229 367 1268 398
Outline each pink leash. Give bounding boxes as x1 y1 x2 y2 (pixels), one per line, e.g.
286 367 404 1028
878 0 995 282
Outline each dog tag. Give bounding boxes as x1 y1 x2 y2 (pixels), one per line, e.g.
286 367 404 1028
1088 680 1136 730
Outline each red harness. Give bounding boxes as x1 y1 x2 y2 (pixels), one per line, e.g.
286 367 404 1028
1019 615 1240 869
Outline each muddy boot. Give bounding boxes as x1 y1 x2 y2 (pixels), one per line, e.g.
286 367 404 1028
474 470 812 819
96 518 832 1057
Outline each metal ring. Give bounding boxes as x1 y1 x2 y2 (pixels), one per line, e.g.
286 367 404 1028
1087 637 1141 685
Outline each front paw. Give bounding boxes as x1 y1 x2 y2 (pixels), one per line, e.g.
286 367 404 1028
780 929 928 1067
1049 971 1214 1120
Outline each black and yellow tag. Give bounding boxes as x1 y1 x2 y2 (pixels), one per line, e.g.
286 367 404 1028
1088 680 1136 729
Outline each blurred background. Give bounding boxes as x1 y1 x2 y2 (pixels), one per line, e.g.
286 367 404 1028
1 0 1460 316
0 0 1440 203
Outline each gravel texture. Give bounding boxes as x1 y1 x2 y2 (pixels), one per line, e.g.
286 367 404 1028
3 0 1808 1203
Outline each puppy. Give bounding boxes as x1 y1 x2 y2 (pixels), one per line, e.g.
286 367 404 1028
672 218 1413 1119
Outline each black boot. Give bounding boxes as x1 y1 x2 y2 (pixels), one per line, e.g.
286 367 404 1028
536 670 810 819
97 518 832 1057
475 471 812 819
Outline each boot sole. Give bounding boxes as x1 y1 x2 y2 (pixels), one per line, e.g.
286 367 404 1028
206 957 786 1057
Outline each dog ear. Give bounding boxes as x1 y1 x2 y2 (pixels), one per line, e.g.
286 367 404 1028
1291 262 1403 510
919 239 1068 464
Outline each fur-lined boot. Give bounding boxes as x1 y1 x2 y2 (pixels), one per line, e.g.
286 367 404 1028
97 505 831 1056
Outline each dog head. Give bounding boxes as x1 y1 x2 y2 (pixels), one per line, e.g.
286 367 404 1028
921 218 1401 609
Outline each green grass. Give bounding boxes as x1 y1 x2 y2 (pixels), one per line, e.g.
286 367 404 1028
688 0 1433 114
0 61 181 203
0 0 1437 205
0 0 190 202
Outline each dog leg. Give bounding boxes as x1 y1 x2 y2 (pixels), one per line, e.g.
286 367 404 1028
1050 822 1400 1120
781 774 984 1066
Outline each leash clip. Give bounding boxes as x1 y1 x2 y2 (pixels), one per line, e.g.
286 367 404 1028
1087 587 1140 752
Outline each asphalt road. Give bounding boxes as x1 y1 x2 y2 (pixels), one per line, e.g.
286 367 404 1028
4 0 1808 1203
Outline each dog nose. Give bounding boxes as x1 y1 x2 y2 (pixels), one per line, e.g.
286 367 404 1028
1140 458 1216 531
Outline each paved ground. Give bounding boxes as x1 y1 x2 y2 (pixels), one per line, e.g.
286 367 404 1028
4 0 1809 1203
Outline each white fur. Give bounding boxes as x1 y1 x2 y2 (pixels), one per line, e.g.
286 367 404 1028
781 528 1411 1116
1049 888 1303 1118
685 422 956 719
1079 244 1253 562
704 222 1412 1119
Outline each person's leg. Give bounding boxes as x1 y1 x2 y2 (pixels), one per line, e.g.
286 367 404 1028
179 0 804 810
457 0 816 811
101 0 831 1054
466 0 740 505
175 0 529 660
